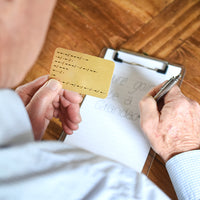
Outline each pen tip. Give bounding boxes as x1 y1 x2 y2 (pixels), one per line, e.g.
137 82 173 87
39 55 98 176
175 74 181 79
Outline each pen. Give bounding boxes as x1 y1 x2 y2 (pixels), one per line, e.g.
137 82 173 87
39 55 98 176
154 74 182 101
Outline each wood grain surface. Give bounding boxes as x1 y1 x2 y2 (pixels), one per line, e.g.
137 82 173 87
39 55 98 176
21 0 200 199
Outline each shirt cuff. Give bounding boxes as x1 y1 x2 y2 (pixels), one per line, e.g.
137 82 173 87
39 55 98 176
166 150 200 200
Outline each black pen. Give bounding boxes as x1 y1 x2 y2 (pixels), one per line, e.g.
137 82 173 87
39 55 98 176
154 74 182 102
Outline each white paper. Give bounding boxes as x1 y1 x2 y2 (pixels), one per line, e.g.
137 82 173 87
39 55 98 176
65 48 182 172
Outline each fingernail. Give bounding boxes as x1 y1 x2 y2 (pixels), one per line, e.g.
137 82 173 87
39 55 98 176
46 79 61 91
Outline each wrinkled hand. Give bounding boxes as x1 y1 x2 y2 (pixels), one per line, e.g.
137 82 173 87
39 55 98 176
139 84 200 162
16 75 83 140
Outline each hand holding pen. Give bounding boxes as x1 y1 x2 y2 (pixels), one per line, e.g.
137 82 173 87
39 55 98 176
139 74 200 162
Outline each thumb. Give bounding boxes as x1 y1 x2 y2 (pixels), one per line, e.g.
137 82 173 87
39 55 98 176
139 96 160 136
15 75 49 106
27 79 62 140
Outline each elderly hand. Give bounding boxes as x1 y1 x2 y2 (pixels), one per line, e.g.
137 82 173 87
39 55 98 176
16 75 83 140
139 84 200 162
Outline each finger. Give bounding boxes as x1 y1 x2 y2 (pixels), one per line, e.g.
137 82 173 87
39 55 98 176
59 112 78 135
60 115 79 131
52 95 60 108
62 124 73 135
53 101 60 109
63 89 83 104
60 102 81 124
16 75 49 105
164 85 183 103
26 79 62 140
60 95 82 123
147 81 167 97
60 95 71 108
66 104 81 124
139 96 159 137
53 109 59 118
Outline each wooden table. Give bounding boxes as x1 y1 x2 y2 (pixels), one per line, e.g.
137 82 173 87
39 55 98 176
23 0 200 199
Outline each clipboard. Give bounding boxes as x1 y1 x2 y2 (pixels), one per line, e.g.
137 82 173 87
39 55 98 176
62 48 185 174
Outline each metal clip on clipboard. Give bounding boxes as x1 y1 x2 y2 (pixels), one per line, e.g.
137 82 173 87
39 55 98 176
113 51 168 74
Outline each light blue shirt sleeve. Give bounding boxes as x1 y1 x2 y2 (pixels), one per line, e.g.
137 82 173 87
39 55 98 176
166 150 200 200
0 89 170 200
0 89 34 147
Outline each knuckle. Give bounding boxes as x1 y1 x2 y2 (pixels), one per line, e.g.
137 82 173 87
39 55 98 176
169 85 181 96
173 85 181 92
190 100 200 109
177 97 190 108
175 97 200 114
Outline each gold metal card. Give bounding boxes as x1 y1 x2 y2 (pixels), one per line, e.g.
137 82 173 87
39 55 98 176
50 48 115 98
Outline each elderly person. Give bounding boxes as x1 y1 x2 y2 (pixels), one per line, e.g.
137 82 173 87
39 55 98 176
0 1 199 199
